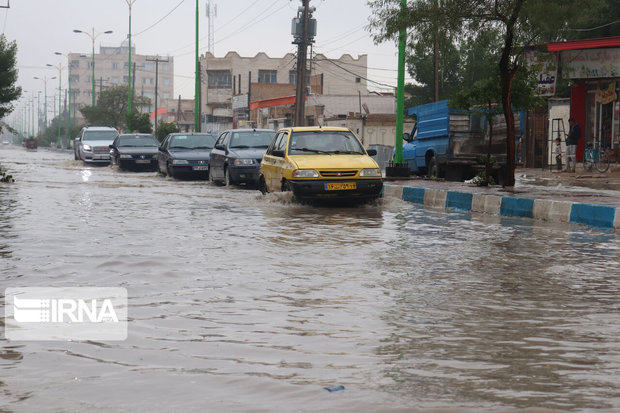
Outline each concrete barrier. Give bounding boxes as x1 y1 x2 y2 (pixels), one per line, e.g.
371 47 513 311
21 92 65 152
385 184 619 230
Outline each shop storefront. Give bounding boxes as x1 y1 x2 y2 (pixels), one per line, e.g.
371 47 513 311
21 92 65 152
547 37 620 162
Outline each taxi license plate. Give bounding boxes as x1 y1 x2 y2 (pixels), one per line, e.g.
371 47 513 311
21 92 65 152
192 166 208 171
325 182 356 191
135 160 151 164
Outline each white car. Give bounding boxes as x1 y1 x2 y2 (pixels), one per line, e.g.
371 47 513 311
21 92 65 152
74 126 119 163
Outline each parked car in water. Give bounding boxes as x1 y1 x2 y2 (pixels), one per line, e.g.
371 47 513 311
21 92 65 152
109 133 159 171
209 128 275 186
259 126 382 201
157 133 216 179
74 126 119 163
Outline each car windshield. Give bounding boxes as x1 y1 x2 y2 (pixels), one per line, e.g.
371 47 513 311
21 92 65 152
288 131 365 155
169 134 216 149
83 130 119 141
229 131 274 148
118 136 158 147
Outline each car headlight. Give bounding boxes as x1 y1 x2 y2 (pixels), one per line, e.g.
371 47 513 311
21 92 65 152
172 159 189 165
293 169 319 178
82 144 92 151
233 158 254 166
120 154 132 159
360 168 382 177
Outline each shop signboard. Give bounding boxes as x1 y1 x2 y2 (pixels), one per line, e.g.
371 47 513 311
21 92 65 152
526 51 557 96
561 48 620 79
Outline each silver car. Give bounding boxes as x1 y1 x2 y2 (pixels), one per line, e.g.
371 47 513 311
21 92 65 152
74 126 119 163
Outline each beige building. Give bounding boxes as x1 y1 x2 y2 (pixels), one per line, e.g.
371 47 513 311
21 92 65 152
68 43 174 125
200 51 369 131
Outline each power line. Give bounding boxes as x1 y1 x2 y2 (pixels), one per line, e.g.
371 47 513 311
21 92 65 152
571 19 620 32
315 59 396 89
314 56 398 72
134 0 186 38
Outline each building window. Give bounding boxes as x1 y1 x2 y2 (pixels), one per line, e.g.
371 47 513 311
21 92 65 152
163 78 171 86
143 78 153 85
207 70 232 89
111 77 119 84
124 62 129 69
87 62 93 69
258 70 277 84
144 63 154 71
162 64 169 72
123 76 129 83
71 74 79 83
71 60 79 69
355 77 361 83
163 93 170 99
289 71 310 85
112 62 119 70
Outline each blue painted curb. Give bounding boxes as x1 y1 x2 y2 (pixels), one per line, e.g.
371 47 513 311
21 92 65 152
570 203 616 229
446 191 473 211
500 197 535 218
402 187 425 204
386 184 619 230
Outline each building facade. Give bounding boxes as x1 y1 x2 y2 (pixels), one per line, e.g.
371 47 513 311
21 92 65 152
68 43 174 125
547 36 620 162
199 51 369 131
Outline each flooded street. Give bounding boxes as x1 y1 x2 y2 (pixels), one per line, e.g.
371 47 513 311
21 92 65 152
1 147 620 412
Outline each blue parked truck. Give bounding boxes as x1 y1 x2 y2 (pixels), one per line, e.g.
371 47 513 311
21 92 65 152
402 100 523 182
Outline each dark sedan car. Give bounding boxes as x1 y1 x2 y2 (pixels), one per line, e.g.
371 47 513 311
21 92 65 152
109 134 159 171
157 133 216 179
209 128 275 186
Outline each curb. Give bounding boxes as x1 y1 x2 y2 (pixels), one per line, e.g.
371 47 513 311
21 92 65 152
383 184 619 230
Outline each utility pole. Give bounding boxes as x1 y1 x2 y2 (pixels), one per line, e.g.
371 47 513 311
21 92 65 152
146 55 170 135
292 0 315 127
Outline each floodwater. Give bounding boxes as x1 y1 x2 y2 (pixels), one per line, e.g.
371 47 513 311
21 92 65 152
1 147 620 412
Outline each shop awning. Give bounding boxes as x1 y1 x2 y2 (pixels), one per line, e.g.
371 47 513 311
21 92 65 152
547 36 620 52
249 95 306 110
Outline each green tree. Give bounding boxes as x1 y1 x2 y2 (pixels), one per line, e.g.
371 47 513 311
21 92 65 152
126 109 153 133
369 0 608 187
156 120 179 142
0 35 22 125
80 85 150 130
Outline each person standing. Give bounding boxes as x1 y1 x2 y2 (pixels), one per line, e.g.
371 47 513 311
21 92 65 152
565 117 581 172
554 137 562 171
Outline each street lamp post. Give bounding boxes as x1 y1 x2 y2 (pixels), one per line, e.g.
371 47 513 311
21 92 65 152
125 0 137 114
73 28 113 107
47 62 65 148
55 52 72 136
33 75 56 130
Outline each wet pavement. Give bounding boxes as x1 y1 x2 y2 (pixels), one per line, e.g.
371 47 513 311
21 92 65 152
1 146 620 412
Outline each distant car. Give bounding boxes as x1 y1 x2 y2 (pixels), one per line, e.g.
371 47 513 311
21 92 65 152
74 126 119 163
209 128 275 186
259 126 383 201
157 133 216 179
2 139 10 145
25 137 38 150
109 133 159 171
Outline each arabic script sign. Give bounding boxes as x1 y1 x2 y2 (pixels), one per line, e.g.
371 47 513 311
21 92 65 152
596 81 617 104
562 48 620 79
526 51 557 96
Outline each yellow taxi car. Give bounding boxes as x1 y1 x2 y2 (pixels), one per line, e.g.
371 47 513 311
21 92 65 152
259 126 383 200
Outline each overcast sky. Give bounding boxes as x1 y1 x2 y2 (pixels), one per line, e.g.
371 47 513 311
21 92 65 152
3 0 405 120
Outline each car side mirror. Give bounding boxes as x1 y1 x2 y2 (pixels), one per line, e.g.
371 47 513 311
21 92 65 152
158 146 164 151
403 132 412 142
366 148 377 156
215 143 226 150
272 149 284 157
109 144 114 149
